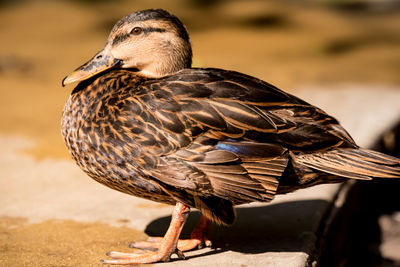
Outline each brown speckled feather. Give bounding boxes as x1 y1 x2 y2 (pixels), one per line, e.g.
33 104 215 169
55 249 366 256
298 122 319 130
62 67 400 225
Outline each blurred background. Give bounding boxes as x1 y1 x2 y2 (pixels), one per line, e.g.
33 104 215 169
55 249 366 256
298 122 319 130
1 0 400 159
0 0 399 266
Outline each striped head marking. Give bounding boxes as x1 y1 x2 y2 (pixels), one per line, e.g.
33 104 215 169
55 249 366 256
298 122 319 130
63 9 192 86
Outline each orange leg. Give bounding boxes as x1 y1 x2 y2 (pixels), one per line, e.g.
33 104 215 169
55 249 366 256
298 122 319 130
183 214 212 250
101 202 190 264
131 215 211 252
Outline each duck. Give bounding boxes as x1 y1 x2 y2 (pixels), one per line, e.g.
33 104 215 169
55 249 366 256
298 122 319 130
62 8 400 264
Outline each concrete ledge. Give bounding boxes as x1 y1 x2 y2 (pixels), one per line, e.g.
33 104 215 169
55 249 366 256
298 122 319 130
152 184 342 267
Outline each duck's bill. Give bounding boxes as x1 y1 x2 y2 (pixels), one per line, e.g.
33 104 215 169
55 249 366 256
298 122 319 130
62 50 122 86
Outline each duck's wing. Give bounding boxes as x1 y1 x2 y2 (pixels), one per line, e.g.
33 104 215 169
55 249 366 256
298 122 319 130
153 67 357 152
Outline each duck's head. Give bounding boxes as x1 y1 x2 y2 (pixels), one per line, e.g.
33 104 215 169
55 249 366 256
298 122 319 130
62 9 192 86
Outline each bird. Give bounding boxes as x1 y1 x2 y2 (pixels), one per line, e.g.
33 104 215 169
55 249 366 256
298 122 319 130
61 9 400 265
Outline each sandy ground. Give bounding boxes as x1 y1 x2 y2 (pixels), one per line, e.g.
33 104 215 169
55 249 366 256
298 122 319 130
1 0 400 266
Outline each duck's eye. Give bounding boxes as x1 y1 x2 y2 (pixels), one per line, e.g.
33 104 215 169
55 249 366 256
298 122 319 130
130 27 142 35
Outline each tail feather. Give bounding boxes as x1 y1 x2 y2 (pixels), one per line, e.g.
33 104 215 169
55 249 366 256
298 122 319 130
340 149 400 165
295 148 400 180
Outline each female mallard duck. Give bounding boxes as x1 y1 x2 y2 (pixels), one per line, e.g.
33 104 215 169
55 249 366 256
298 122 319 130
62 9 400 264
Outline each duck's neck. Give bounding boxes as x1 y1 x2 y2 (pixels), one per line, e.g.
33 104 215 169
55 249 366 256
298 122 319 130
133 42 192 78
137 61 185 78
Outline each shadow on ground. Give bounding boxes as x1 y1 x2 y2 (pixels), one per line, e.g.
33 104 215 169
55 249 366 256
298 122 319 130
145 199 328 259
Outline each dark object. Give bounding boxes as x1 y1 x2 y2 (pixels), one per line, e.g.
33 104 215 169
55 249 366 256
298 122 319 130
375 121 400 158
61 9 400 264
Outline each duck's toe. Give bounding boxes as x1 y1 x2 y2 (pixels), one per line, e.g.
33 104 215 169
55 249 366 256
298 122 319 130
129 235 211 252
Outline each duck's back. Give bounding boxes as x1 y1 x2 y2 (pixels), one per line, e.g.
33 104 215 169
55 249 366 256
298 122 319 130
154 67 358 152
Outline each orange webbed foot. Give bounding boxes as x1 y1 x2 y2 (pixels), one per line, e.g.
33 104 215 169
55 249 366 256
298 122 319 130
101 249 185 264
101 203 190 264
130 215 212 253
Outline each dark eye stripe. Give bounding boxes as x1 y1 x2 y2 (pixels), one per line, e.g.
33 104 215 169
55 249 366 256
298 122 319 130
112 28 166 46
112 33 131 46
142 27 166 33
